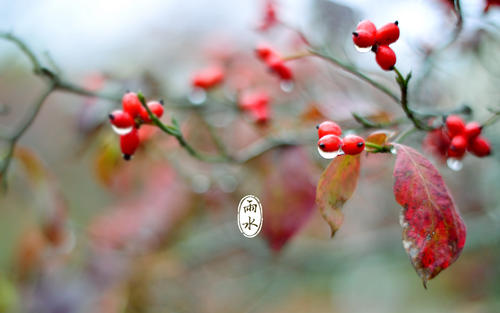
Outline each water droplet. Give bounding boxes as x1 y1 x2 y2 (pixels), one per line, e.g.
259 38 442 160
280 80 294 92
355 45 372 53
188 88 207 105
111 125 133 135
390 147 398 155
317 146 342 159
447 158 463 171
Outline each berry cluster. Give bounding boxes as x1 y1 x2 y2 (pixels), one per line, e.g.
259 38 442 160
238 90 271 124
352 20 400 71
445 115 491 158
191 65 225 90
317 121 365 155
255 43 293 81
108 92 164 160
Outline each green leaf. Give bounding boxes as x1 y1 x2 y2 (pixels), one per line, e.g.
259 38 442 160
316 154 361 237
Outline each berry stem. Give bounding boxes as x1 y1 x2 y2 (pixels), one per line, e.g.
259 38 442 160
364 142 392 153
482 109 500 128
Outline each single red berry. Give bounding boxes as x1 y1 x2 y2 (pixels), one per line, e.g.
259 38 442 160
109 110 134 128
120 128 140 160
255 43 279 61
122 92 142 117
356 20 377 35
250 105 270 124
342 135 365 155
375 21 400 45
352 30 376 48
239 91 269 111
375 45 396 71
468 136 491 157
267 56 293 80
317 121 342 138
449 135 467 155
140 100 164 123
464 121 482 140
191 66 225 89
445 115 465 137
318 134 342 152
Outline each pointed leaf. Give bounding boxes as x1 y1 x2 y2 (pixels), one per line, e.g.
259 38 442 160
393 144 466 287
316 154 361 237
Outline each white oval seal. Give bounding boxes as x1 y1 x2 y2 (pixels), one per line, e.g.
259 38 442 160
237 195 263 238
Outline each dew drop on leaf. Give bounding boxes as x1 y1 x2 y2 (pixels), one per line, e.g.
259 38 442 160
111 125 133 135
390 146 398 155
355 45 371 53
446 158 463 171
317 146 342 159
188 87 207 105
280 80 294 93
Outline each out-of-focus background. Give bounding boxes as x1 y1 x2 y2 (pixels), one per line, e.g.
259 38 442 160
0 0 499 312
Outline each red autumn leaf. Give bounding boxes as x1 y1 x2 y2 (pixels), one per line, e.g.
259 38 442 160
261 147 316 251
393 144 467 287
316 154 361 237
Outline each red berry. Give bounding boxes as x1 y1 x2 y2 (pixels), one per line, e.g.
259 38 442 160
445 115 465 137
122 92 142 117
375 45 396 71
120 128 140 160
342 135 365 155
464 121 482 140
352 30 376 48
250 104 270 124
356 20 377 35
191 66 225 89
468 136 491 157
267 56 293 80
317 121 342 138
109 110 134 128
375 21 400 45
255 43 279 61
140 100 164 123
449 135 467 156
318 135 342 152
239 91 269 111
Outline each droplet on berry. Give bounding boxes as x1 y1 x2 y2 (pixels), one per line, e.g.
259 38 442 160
111 125 134 135
447 158 463 171
355 45 372 53
188 87 207 105
280 80 294 92
390 146 398 155
317 146 342 159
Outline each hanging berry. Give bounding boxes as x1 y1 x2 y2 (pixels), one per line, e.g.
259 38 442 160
109 110 134 128
120 127 140 160
464 122 482 140
140 100 164 123
468 136 491 157
375 21 400 45
122 92 143 117
448 135 467 158
445 115 466 137
317 121 342 138
342 135 365 155
318 134 342 152
352 20 377 48
375 45 397 71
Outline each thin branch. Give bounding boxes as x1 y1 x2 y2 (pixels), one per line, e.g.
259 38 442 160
0 82 57 190
308 48 400 103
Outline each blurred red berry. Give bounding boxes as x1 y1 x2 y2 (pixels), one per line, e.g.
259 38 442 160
375 21 400 45
317 121 342 138
484 0 500 12
258 0 278 31
448 135 467 157
122 92 142 117
423 128 451 161
267 56 293 80
120 128 140 161
342 135 365 155
464 121 482 140
468 136 492 157
255 43 279 61
191 66 225 89
140 100 164 123
109 110 134 128
318 135 342 152
375 45 396 71
445 115 465 137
